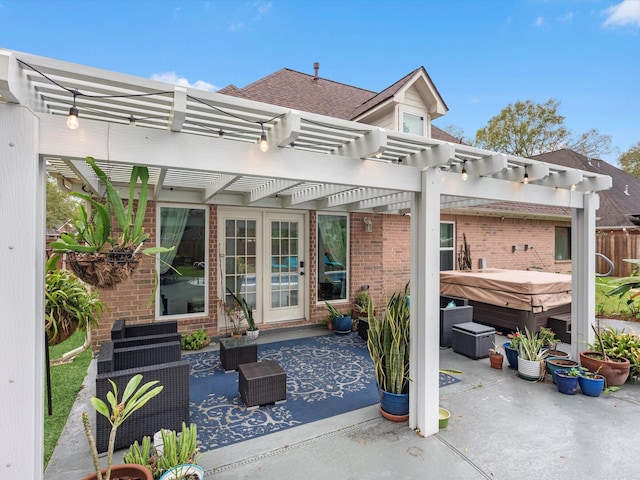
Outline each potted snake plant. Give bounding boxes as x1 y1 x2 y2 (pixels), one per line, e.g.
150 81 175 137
366 283 410 419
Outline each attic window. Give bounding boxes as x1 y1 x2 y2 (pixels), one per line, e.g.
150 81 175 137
403 113 424 136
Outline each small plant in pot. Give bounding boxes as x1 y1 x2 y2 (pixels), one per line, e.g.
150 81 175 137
515 327 546 381
488 343 504 369
227 287 259 339
325 301 352 334
555 367 582 395
82 374 163 480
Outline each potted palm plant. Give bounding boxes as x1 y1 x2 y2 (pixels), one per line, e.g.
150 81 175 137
366 284 410 420
50 156 174 290
82 374 163 480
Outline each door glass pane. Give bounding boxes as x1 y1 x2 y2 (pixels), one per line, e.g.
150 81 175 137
224 219 257 313
271 220 299 308
159 207 207 316
317 214 347 301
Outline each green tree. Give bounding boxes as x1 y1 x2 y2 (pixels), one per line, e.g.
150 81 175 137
475 99 570 157
569 128 617 159
619 141 640 178
46 178 76 229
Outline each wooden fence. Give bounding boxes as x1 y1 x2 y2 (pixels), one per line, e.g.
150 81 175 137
596 234 640 277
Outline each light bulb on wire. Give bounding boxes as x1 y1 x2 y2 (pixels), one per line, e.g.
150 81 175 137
461 160 468 181
258 123 268 152
67 91 79 130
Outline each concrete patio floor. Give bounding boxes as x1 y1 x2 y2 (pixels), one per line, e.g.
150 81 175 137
45 320 640 480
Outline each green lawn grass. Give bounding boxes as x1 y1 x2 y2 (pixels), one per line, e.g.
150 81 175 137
44 330 92 469
596 277 640 321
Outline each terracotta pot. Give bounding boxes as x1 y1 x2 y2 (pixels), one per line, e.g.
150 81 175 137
579 351 630 387
81 464 153 480
489 353 504 369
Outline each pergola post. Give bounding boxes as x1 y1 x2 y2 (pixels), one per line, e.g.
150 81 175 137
571 192 598 358
410 167 441 436
0 103 45 479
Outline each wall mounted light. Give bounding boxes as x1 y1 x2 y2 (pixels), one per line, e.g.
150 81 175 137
363 217 372 233
461 160 468 181
66 91 79 130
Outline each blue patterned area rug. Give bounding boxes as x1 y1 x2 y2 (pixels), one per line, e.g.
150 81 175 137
186 332 459 451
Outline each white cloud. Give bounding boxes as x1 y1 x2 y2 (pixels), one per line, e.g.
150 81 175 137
535 16 544 27
151 72 218 92
603 0 640 28
254 1 272 16
228 22 244 31
559 11 574 22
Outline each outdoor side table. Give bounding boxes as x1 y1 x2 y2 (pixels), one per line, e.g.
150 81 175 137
238 360 287 409
219 337 258 372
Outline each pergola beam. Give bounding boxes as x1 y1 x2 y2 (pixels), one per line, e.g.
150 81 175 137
335 127 387 159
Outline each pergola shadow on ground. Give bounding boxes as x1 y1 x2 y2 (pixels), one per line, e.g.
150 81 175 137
45 321 640 480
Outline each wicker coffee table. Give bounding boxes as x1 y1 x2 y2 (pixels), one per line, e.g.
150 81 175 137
219 337 257 372
238 360 287 409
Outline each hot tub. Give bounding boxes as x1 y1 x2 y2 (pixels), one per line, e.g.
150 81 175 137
440 268 572 334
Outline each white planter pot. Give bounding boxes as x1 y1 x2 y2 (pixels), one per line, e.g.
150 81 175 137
246 329 260 340
517 356 545 381
159 464 204 480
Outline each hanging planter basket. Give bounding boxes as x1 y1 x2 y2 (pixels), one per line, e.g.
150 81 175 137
46 314 78 346
67 250 142 289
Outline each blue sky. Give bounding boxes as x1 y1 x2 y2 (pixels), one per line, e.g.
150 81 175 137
1 0 638 163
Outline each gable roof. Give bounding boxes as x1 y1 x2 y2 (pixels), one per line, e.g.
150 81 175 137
219 66 456 143
533 149 640 228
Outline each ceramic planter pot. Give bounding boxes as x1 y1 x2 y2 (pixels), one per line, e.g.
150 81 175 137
246 328 260 340
82 464 153 480
517 356 545 381
555 369 579 395
379 390 409 417
438 407 450 429
579 373 606 397
159 464 204 480
546 358 579 384
503 342 518 369
333 315 352 334
489 353 504 369
579 351 630 387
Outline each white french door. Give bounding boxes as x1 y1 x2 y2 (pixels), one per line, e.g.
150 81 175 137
219 209 306 326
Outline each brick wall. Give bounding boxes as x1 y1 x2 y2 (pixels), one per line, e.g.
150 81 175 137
444 214 572 274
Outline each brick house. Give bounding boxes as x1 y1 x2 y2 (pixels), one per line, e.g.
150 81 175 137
1 48 611 459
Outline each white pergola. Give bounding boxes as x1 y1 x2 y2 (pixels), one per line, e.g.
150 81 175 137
0 49 611 478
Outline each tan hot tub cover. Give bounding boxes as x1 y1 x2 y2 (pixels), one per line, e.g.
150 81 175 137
440 268 572 312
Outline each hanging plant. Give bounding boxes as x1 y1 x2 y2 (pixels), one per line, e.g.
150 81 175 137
45 258 106 345
50 157 175 290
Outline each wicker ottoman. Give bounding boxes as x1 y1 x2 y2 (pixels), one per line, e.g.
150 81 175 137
238 360 287 409
219 337 258 372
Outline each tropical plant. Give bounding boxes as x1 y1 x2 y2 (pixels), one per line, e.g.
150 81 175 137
325 301 346 319
515 327 545 361
489 343 503 356
227 287 256 331
607 259 640 320
216 295 245 335
180 329 211 351
366 284 410 394
49 156 176 292
588 325 640 380
44 261 106 345
83 374 163 480
354 290 371 314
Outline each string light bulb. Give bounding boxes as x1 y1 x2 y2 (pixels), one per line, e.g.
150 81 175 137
128 114 136 126
571 184 576 191
461 160 468 181
67 91 79 130
523 167 529 184
258 123 268 152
